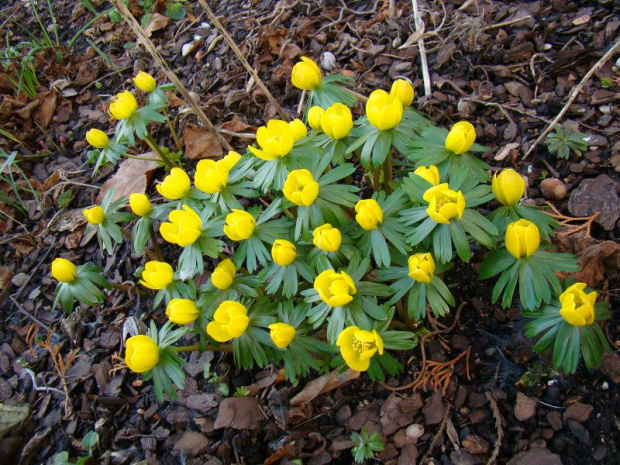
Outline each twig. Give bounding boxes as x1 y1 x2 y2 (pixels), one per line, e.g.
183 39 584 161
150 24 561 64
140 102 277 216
523 39 620 159
483 15 532 31
197 0 290 121
412 0 431 96
540 157 560 178
13 244 54 300
20 368 65 395
218 129 257 139
545 202 599 238
421 406 451 464
485 392 504 465
9 296 53 334
110 0 233 152
297 89 306 116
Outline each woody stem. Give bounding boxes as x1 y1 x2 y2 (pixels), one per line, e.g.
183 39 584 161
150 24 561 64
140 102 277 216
163 109 183 153
176 344 233 353
373 168 381 192
144 133 176 169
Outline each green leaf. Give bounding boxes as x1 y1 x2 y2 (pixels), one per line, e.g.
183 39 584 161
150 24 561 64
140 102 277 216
165 2 187 20
81 431 99 450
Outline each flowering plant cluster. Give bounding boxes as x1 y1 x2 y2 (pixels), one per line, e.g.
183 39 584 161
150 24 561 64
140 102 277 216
49 59 611 400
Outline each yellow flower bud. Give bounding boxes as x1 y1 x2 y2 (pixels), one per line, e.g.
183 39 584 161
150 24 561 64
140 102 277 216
423 183 466 224
366 89 403 131
291 56 322 90
207 301 250 342
160 205 202 247
505 219 540 259
492 169 525 206
51 257 77 283
109 90 138 120
272 239 296 266
129 193 151 217
86 128 109 149
125 335 159 373
321 103 353 140
194 159 230 194
414 165 440 186
224 209 255 241
308 106 325 130
312 224 342 252
407 253 435 283
314 270 357 307
336 326 383 372
355 199 383 230
445 121 476 155
133 71 156 92
156 167 191 200
165 299 200 325
211 259 236 290
289 119 308 141
221 151 242 170
559 283 597 326
269 322 296 349
390 79 414 107
140 261 174 290
283 169 319 206
83 206 105 225
248 120 296 161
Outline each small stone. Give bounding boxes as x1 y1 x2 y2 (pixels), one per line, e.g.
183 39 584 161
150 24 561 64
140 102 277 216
569 162 584 173
173 431 210 456
514 392 538 421
563 402 593 422
568 174 620 231
462 434 490 454
592 445 608 461
335 405 351 426
405 423 425 439
540 178 567 200
599 352 620 383
568 420 591 445
506 446 562 465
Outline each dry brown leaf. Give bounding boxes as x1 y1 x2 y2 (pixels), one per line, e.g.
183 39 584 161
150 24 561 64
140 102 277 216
34 91 57 128
290 369 360 406
0 266 13 291
97 153 160 203
219 115 255 133
144 13 170 37
165 91 186 108
494 142 520 161
182 125 223 160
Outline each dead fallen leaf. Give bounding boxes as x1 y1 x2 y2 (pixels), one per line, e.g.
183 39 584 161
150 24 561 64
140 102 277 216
213 396 264 430
182 125 223 160
290 369 360 406
219 115 255 133
165 91 187 108
494 142 520 161
97 153 160 203
573 14 590 26
435 41 457 68
144 13 170 37
0 266 13 291
34 91 57 128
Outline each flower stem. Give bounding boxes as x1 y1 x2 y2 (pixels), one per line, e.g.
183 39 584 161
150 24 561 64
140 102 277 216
120 227 159 261
144 133 177 169
373 168 381 192
176 344 233 353
384 151 393 194
164 109 183 153
149 227 164 261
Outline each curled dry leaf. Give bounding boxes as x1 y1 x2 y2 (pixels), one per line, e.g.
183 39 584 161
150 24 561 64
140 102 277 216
182 125 224 160
290 369 360 406
97 153 160 203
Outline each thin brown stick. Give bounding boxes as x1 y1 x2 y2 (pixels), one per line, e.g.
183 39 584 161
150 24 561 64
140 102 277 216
197 0 289 121
412 0 431 96
523 39 620 159
110 0 233 152
485 392 504 465
421 406 451 464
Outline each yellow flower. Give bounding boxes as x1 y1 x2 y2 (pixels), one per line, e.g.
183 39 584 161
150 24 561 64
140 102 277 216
211 259 236 290
423 183 465 224
156 167 191 200
291 56 322 90
390 79 414 107
321 103 353 140
224 209 255 241
125 335 159 373
221 151 242 170
308 106 325 130
314 270 357 307
492 169 525 206
366 89 403 131
194 159 229 194
289 119 308 141
85 129 109 149
207 301 250 342
160 205 202 247
269 322 296 348
559 283 597 327
165 299 200 325
355 199 383 230
272 239 296 266
109 90 138 120
414 165 440 186
445 121 476 154
336 326 384 372
83 206 105 225
313 224 342 252
505 219 540 259
139 261 174 290
51 258 77 283
133 71 156 92
407 253 435 283
248 120 296 161
283 169 319 206
129 193 151 217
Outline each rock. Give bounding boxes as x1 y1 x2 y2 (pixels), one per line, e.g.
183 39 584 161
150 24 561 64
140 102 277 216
567 420 591 445
173 431 210 456
514 392 538 421
406 424 425 439
335 405 351 426
213 397 264 430
422 392 445 425
599 352 620 383
592 445 608 461
563 402 593 422
397 443 419 465
568 174 620 231
547 411 563 431
462 434 490 454
540 178 567 200
451 450 479 465
506 446 563 465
